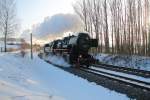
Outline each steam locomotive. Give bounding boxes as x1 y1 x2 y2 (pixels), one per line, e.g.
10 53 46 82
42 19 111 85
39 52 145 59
43 32 98 67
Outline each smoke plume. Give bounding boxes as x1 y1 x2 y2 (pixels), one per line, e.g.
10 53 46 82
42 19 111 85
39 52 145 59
32 13 82 38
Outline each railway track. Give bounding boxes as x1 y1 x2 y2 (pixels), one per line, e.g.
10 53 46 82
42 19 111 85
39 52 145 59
43 57 150 91
46 60 150 91
80 67 150 91
92 63 150 78
44 61 150 91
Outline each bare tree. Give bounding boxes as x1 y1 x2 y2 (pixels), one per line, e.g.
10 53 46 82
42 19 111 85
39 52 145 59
103 0 110 53
73 0 88 32
74 0 150 56
144 0 150 56
0 0 18 52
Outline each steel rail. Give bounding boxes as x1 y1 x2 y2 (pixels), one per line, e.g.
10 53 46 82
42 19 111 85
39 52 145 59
92 63 150 78
80 67 150 91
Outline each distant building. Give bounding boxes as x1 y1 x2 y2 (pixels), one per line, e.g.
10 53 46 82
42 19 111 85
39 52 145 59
0 38 24 52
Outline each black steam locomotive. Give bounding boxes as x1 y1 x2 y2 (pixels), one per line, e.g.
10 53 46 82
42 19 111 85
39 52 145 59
43 32 98 67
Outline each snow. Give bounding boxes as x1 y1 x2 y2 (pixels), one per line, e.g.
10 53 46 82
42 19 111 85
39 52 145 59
95 54 150 71
44 54 70 67
0 52 130 100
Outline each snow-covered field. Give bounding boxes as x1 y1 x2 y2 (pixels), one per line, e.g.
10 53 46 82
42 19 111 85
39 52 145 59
0 52 131 100
95 54 150 71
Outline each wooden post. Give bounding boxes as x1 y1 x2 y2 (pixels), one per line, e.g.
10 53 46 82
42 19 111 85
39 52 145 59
31 33 33 59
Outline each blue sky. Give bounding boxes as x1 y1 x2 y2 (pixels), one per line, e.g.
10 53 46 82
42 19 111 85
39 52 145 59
16 0 75 33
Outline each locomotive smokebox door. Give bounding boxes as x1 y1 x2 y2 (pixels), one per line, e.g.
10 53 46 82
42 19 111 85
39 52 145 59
90 39 98 47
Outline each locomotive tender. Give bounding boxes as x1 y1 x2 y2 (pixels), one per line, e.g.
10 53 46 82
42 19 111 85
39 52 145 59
43 32 98 67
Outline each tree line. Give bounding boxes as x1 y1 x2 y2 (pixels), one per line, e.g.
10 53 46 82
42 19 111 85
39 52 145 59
74 0 150 56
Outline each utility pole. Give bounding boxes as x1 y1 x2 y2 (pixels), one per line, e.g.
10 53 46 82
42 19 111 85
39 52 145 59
31 33 33 59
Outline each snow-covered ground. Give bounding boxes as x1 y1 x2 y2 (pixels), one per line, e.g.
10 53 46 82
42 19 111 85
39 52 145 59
0 52 130 100
95 54 150 71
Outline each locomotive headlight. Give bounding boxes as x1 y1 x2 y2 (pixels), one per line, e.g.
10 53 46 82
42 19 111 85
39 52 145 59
79 55 82 58
86 37 89 40
83 44 90 48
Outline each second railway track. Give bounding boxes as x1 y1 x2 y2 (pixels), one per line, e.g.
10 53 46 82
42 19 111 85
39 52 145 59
92 63 150 78
80 66 150 91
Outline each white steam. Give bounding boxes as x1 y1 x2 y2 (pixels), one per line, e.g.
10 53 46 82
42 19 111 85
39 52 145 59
32 13 82 38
